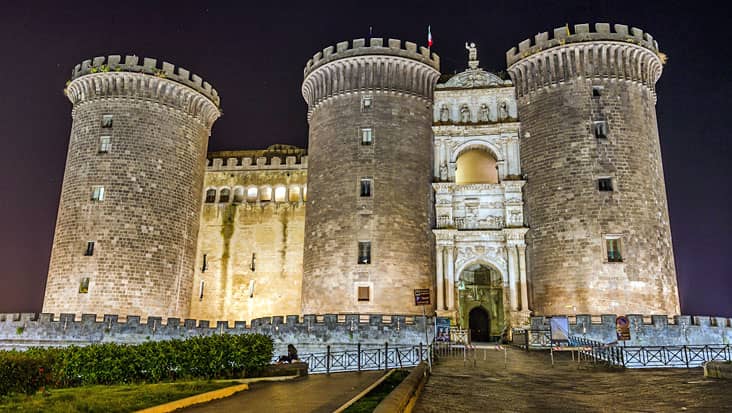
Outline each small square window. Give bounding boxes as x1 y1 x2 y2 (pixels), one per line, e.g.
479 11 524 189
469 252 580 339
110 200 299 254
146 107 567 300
592 86 603 97
598 178 613 192
358 286 370 302
101 114 113 128
605 237 623 262
91 186 105 201
99 136 111 153
593 121 608 139
79 277 90 294
360 128 373 146
361 96 373 111
84 241 95 256
358 241 371 264
360 178 372 197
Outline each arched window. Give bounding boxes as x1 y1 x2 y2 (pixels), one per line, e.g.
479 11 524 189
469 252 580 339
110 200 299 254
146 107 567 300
289 186 301 202
274 186 287 203
205 188 216 203
455 149 498 184
233 187 244 203
219 188 230 203
246 187 259 203
260 187 272 202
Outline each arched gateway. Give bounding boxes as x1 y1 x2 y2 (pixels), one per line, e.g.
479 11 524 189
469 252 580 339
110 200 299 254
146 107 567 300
458 263 505 341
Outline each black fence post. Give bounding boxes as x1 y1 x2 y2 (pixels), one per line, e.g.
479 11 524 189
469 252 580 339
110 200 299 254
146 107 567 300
525 329 530 351
357 342 361 371
385 342 389 371
684 345 689 369
326 345 331 374
419 342 423 361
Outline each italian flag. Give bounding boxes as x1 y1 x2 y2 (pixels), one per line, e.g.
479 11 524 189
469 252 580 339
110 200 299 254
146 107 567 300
428 25 433 48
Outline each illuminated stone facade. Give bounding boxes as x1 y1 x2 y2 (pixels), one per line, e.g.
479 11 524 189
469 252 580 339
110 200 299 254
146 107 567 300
43 23 680 330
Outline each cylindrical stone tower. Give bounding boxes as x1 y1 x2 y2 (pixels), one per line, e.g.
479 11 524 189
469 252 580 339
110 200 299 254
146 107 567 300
506 23 680 315
301 38 440 314
43 55 221 319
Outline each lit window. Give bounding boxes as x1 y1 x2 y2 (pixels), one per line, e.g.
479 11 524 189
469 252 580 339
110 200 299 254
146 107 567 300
79 277 90 294
598 178 613 192
289 186 301 202
362 96 373 111
593 121 608 139
233 187 244 203
361 128 373 146
219 188 230 203
260 187 272 202
247 187 259 202
358 241 371 264
91 186 105 201
605 237 623 262
274 187 287 202
205 189 216 203
99 136 111 153
360 178 372 197
358 286 370 302
84 241 95 256
101 114 113 128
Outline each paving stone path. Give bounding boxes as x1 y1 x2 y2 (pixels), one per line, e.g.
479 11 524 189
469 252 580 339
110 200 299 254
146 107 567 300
182 370 383 413
414 347 732 412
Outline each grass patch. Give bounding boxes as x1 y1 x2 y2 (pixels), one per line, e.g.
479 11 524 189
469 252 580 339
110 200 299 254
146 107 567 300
0 380 240 413
344 369 410 413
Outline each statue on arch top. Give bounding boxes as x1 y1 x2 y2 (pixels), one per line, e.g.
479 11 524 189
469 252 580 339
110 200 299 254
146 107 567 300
465 42 479 69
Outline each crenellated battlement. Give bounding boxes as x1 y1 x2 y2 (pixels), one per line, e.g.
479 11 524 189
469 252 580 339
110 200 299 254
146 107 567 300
506 23 659 67
0 313 431 353
301 38 441 113
304 38 439 78
70 55 220 108
206 146 308 171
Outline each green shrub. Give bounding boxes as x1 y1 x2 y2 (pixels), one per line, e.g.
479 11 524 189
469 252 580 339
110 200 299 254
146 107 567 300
0 333 273 395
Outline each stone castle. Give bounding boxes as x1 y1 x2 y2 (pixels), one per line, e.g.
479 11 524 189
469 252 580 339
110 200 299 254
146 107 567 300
42 23 680 339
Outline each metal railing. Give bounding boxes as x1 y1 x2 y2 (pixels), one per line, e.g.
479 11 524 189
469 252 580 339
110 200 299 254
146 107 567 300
570 336 732 368
512 328 551 349
273 343 428 374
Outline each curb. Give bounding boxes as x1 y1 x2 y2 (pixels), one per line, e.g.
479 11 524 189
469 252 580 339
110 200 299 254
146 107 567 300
135 375 299 413
374 362 429 413
332 370 395 413
704 361 732 379
134 383 249 413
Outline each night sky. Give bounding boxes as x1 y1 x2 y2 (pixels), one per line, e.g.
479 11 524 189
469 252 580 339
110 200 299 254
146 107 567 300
0 1 729 316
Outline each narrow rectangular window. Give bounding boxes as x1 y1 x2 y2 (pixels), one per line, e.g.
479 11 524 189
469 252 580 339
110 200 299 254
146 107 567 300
250 252 256 272
360 178 372 197
358 286 370 302
199 280 205 301
360 128 373 145
79 277 90 294
598 178 613 192
99 136 111 153
201 254 207 272
358 241 371 264
606 237 623 262
91 186 105 201
361 96 373 111
84 241 95 256
593 121 608 139
101 114 113 128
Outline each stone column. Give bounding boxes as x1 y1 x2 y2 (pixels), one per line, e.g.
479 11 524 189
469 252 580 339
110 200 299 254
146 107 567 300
507 245 519 311
517 245 529 311
446 246 455 310
436 246 444 311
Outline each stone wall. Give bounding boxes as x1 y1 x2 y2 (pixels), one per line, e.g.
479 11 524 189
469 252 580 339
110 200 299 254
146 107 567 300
188 148 306 322
530 315 732 346
0 313 433 355
507 24 679 316
44 56 220 320
301 38 441 314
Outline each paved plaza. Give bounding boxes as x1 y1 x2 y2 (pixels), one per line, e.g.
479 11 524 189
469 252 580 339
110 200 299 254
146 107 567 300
415 347 732 412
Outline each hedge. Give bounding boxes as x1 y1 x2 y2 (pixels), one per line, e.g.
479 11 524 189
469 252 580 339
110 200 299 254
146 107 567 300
0 333 273 396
